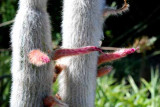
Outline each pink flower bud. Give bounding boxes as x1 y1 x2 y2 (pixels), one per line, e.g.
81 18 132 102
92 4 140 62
98 48 138 65
53 46 102 60
97 66 112 77
28 49 50 66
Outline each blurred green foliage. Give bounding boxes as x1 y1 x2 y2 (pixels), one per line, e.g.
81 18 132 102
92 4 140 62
96 70 160 107
0 0 17 22
0 51 11 107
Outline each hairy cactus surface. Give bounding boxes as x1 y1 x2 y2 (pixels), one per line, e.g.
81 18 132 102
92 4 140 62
58 0 104 106
10 0 53 106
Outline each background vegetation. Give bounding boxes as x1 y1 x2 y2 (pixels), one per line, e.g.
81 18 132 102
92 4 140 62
0 0 160 106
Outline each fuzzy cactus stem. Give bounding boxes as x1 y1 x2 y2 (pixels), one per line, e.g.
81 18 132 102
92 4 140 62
98 48 138 65
10 0 53 106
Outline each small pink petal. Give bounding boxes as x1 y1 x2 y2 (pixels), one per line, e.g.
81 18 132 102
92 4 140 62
28 49 50 66
41 56 50 63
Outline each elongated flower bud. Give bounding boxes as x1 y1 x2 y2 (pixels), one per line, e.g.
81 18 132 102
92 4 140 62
103 0 129 18
97 66 112 77
98 48 138 65
53 46 102 60
28 46 102 66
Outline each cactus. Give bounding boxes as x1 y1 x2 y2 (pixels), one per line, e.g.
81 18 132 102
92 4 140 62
58 0 104 106
10 0 136 106
57 0 133 106
10 0 53 106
